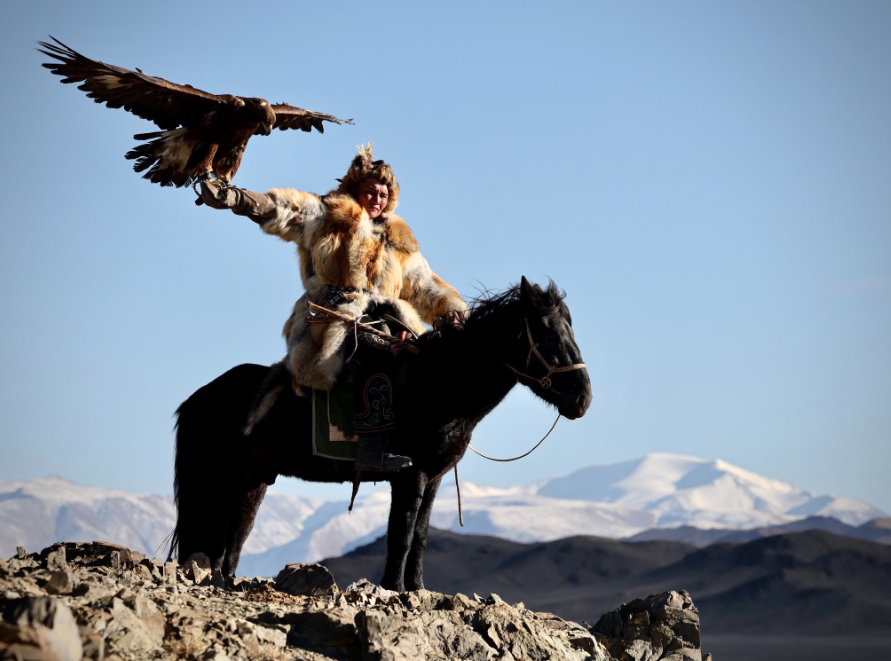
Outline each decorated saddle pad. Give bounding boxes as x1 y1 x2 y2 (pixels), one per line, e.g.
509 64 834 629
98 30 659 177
312 379 357 460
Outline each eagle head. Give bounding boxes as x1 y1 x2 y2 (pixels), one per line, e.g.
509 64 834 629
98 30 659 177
245 98 276 135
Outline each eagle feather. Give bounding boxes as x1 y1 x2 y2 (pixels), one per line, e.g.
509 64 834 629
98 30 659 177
39 37 353 187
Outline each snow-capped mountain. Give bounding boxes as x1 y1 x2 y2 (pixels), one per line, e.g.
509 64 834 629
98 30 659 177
0 476 176 560
2 454 885 577
237 487 656 577
535 453 887 529
0 476 322 562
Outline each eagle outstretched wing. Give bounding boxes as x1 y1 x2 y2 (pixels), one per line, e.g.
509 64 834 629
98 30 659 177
272 104 352 133
39 37 352 135
38 37 353 187
38 37 227 131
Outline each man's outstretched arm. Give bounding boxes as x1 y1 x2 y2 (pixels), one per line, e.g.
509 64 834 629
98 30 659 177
197 183 327 246
197 183 278 224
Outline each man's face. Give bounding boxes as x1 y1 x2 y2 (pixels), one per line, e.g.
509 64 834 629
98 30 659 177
356 177 389 219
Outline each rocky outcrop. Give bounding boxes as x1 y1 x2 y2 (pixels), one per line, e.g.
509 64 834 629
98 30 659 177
1 541 711 661
590 591 710 661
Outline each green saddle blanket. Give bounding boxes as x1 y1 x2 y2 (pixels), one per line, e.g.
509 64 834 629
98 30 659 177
312 379 357 460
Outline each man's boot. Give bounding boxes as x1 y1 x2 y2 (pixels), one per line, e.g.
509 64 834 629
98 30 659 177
354 433 412 472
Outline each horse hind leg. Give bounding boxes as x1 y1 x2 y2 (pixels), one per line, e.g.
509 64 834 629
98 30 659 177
171 466 229 572
171 428 230 570
221 480 269 577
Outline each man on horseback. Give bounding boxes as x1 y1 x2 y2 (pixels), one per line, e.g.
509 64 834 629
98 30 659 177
197 144 467 471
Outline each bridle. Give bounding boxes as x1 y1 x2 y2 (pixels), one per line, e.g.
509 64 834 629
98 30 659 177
459 313 589 523
468 313 587 466
501 315 587 391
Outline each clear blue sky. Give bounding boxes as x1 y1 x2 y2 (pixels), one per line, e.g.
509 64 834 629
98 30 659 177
1 1 889 512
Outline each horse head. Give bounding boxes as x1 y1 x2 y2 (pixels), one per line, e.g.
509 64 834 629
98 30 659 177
503 276 592 420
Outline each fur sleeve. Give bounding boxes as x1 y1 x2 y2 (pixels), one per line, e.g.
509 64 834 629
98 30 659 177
401 251 468 325
258 188 326 247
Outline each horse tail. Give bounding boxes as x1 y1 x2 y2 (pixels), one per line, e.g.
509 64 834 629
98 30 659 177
170 364 270 564
170 394 215 563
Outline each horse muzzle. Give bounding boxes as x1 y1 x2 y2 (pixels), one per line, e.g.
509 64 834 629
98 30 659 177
560 389 592 420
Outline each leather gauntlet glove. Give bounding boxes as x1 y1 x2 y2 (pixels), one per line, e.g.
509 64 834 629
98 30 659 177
197 182 278 225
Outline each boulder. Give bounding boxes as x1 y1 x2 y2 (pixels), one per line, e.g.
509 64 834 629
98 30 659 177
591 591 706 661
183 553 212 585
44 570 77 596
274 562 338 597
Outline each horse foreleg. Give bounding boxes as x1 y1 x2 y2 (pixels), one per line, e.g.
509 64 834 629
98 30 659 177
222 480 269 577
380 470 426 592
404 475 442 591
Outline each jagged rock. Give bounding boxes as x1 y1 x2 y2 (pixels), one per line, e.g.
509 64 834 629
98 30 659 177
162 560 177 585
44 547 67 572
283 608 362 657
344 577 397 599
79 629 104 661
102 591 166 653
399 589 451 612
591 591 706 661
2 541 712 661
44 571 76 596
449 592 478 612
0 596 83 661
184 553 212 585
342 578 402 609
274 563 338 597
359 608 495 661
470 601 612 661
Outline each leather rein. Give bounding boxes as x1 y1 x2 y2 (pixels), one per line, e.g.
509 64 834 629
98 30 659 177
456 316 588 526
466 315 587 463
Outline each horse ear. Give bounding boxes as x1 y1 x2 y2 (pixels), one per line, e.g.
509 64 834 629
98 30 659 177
520 275 543 308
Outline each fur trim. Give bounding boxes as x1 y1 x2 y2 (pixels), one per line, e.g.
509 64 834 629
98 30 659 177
385 215 419 253
256 182 464 390
401 252 467 324
335 142 400 214
260 188 325 245
283 291 425 390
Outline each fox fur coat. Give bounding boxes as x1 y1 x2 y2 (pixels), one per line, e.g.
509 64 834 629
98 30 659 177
258 188 467 390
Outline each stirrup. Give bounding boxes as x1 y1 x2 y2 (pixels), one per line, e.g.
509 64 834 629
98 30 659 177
354 452 412 472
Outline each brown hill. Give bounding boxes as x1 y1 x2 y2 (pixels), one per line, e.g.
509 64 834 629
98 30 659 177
323 528 891 635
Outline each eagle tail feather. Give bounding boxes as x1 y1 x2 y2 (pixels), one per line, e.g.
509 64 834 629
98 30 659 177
125 129 194 188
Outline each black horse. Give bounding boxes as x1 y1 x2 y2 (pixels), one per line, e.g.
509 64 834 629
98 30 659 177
170 277 591 592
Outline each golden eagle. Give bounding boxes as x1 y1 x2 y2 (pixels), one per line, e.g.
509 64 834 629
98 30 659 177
39 37 352 187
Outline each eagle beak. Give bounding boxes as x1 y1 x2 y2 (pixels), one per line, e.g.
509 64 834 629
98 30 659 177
261 122 273 136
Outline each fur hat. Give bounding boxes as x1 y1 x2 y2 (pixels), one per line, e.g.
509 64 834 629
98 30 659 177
335 143 400 214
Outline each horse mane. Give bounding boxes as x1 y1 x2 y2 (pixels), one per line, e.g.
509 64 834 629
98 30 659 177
411 280 567 359
464 280 567 328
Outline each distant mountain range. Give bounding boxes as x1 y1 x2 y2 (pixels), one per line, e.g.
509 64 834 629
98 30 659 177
2 453 886 577
321 528 891 636
628 515 891 547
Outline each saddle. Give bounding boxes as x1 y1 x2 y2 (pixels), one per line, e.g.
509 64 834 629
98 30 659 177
243 304 411 461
